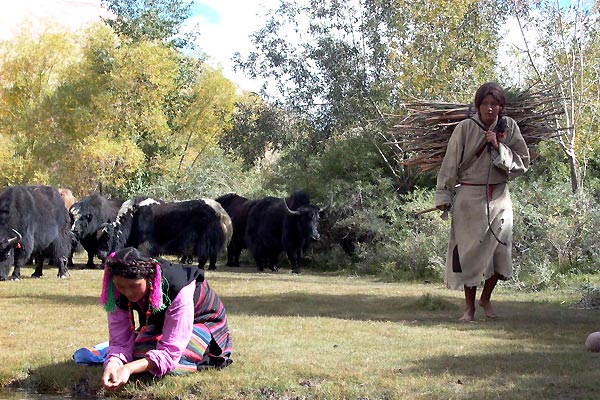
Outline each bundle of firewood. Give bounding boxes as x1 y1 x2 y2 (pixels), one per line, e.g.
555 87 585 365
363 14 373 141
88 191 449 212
383 87 564 172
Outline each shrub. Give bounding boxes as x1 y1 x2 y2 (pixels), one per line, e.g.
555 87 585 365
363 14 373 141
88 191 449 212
510 176 600 289
114 145 265 201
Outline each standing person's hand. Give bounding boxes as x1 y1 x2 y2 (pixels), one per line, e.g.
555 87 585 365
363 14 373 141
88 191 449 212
485 130 499 150
436 204 451 212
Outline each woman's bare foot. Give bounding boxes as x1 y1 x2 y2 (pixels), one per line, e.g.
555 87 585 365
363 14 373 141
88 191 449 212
478 300 497 319
458 309 475 322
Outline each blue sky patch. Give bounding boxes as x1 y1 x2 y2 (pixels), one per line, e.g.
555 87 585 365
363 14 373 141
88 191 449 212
190 2 221 24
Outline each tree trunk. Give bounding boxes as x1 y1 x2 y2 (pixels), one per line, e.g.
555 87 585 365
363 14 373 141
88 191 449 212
567 150 580 194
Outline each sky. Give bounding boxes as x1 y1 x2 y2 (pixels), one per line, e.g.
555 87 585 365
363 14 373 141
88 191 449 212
0 1 582 92
184 0 279 92
0 0 278 92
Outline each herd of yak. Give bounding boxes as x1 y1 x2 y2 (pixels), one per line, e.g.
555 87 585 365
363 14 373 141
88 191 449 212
0 185 331 281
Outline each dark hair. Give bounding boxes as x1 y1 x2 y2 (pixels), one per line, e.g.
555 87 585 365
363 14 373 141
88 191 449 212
105 247 156 280
473 82 506 109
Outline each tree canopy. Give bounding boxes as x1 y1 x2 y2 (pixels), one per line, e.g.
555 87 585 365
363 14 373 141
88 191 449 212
100 0 196 49
0 23 237 196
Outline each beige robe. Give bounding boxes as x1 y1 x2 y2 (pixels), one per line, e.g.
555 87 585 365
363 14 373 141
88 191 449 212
435 114 529 290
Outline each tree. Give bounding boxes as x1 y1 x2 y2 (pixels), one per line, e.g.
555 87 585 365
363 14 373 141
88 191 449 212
0 28 78 185
100 0 197 49
55 28 238 194
46 25 181 192
67 135 145 195
220 92 294 169
236 0 508 126
234 0 510 191
511 0 600 194
171 65 237 176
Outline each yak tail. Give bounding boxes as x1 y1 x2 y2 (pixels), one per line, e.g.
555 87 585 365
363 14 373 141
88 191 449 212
197 218 226 269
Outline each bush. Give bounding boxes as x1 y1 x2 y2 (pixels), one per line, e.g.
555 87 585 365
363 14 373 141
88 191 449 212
114 145 266 201
253 133 448 281
510 176 600 289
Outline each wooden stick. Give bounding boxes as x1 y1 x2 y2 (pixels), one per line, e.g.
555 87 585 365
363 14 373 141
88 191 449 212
414 207 439 216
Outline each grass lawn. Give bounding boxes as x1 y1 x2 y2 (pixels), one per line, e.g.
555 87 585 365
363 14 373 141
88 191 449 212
0 259 598 399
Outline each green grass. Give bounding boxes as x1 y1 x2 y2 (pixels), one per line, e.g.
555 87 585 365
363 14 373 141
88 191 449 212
0 259 599 399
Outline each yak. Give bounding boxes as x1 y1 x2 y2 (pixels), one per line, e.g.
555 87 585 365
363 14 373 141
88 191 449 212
215 193 257 267
177 198 233 269
59 188 77 210
96 197 225 270
69 193 124 268
245 190 330 273
0 185 71 280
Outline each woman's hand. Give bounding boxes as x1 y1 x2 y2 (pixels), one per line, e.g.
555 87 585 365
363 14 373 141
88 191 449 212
102 359 122 390
102 360 130 391
485 130 499 150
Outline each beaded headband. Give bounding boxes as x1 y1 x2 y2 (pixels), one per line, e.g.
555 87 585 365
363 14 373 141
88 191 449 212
99 252 166 313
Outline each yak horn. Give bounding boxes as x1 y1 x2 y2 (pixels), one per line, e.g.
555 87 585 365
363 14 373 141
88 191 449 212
283 198 300 215
7 228 22 245
319 194 333 213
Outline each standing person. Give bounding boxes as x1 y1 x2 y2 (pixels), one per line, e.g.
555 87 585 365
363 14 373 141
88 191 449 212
99 247 233 390
435 82 530 322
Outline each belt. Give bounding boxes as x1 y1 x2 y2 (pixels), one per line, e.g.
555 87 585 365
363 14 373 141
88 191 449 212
459 182 503 197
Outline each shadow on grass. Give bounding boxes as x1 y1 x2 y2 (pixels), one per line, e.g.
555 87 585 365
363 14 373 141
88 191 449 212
11 360 161 398
222 291 596 345
412 347 598 399
3 293 99 306
67 263 104 271
10 360 104 398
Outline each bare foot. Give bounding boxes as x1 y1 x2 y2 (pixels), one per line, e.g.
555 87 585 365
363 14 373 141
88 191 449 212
478 300 497 319
458 309 475 322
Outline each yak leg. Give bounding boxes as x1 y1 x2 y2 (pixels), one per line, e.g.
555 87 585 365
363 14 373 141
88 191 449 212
11 264 22 280
10 252 26 281
290 253 302 274
57 256 69 279
31 256 44 278
267 250 279 272
285 245 302 274
86 250 96 268
67 235 78 269
67 249 75 269
226 242 237 267
197 253 208 270
253 247 265 272
207 250 218 271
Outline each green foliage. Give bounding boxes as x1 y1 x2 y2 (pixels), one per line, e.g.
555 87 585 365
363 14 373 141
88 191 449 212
236 0 392 137
100 0 196 49
510 173 600 290
508 1 600 193
0 24 239 197
171 65 237 175
572 282 600 309
70 135 145 196
116 145 265 201
266 133 388 197
0 28 78 185
237 0 508 133
386 0 508 100
360 186 447 282
220 93 293 169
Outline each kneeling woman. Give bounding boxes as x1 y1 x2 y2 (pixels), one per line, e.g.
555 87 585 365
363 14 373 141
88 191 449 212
99 247 233 390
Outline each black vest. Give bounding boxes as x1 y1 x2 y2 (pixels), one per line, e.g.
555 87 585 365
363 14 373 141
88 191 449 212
116 260 204 330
